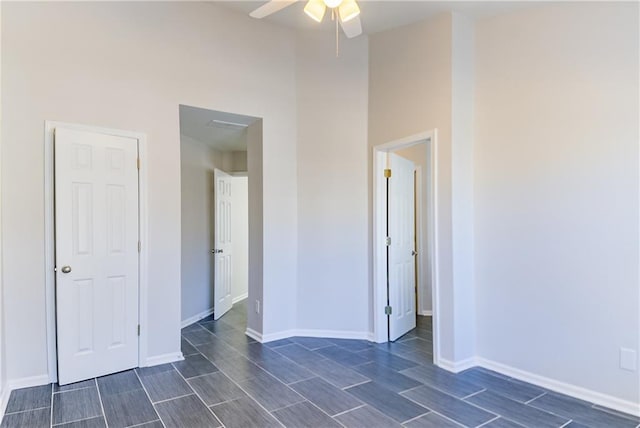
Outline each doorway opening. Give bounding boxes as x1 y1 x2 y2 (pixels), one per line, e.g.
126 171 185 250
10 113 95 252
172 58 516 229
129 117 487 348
179 105 260 340
373 130 440 365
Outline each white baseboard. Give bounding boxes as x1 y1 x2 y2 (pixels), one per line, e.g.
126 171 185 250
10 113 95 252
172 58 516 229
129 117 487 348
0 374 50 420
180 308 214 328
476 357 640 418
245 328 265 342
232 294 248 304
246 328 374 344
418 310 432 316
438 357 477 373
143 352 184 367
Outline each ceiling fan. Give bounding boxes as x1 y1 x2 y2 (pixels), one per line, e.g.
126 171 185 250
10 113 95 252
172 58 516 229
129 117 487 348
249 0 363 39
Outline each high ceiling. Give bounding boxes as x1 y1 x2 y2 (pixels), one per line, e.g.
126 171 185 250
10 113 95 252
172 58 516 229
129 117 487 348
179 105 259 152
218 1 536 35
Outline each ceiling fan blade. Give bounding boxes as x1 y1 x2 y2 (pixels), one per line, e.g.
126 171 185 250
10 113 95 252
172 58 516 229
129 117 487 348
250 0 299 19
339 15 363 38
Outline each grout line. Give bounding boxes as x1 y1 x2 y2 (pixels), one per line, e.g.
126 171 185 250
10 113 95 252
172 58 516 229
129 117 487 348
558 420 574 428
331 403 366 417
125 419 164 428
94 378 110 428
475 415 501 427
341 380 371 391
53 386 96 395
52 414 104 427
151 393 195 405
49 383 54 428
398 385 423 394
461 388 487 400
5 405 53 416
400 411 431 425
133 370 165 428
524 392 546 404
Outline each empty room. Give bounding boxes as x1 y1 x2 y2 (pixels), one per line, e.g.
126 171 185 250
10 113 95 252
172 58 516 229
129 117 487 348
0 1 638 427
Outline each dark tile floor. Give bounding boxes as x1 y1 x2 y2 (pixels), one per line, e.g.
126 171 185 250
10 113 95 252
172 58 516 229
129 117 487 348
3 301 639 428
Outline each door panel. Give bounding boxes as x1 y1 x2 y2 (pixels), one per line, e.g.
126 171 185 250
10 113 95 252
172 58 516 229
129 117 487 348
214 169 233 319
55 127 139 385
389 153 417 341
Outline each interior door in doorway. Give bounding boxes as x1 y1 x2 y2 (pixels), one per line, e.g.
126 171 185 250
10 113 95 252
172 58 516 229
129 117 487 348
55 127 140 385
213 169 233 319
388 153 417 341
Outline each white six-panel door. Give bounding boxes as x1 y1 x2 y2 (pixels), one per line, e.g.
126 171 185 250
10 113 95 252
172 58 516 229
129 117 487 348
55 127 139 385
389 153 417 341
213 169 233 320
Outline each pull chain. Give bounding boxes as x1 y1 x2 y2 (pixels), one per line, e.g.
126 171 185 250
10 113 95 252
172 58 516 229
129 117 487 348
331 8 340 57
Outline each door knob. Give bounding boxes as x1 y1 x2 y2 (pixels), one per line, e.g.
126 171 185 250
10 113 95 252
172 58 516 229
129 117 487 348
211 249 223 254
61 266 72 274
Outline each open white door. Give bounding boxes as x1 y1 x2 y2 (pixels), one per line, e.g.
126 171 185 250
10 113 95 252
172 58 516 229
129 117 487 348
55 127 139 385
213 169 233 320
388 153 417 341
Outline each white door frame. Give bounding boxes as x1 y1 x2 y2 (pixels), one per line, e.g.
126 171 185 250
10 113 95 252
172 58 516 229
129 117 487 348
44 121 149 383
414 165 428 316
372 130 441 365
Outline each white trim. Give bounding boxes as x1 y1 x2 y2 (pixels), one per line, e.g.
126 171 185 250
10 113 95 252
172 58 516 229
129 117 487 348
143 352 184 368
246 328 375 344
232 293 248 304
180 308 214 329
372 130 441 367
245 328 264 342
476 357 640 418
438 357 478 373
419 310 433 316
44 121 149 383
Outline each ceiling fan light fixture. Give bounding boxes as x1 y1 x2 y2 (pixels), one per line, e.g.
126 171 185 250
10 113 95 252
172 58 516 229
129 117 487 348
323 0 343 8
304 0 326 23
338 0 360 22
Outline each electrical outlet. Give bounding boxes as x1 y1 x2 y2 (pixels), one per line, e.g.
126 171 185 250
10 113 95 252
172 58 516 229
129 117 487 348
255 300 261 314
620 348 637 371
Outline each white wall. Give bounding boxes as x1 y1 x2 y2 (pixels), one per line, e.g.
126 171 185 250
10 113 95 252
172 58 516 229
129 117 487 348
474 2 639 404
1 2 297 380
231 176 249 303
295 31 370 334
369 14 464 359
394 144 433 314
180 135 222 323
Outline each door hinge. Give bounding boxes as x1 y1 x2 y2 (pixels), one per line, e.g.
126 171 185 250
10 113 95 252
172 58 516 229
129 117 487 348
384 168 392 178
138 241 141 252
137 325 141 336
385 306 392 315
385 237 391 246
137 158 141 170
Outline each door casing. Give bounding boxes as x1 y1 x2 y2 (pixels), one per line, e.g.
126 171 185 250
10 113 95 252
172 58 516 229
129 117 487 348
44 121 149 383
372 130 440 364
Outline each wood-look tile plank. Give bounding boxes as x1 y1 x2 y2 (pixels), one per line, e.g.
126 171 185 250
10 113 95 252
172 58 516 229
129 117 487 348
334 405 402 428
0 408 51 428
401 364 483 398
345 381 428 423
155 394 221 428
306 358 370 389
255 355 315 384
354 362 422 393
5 384 52 413
236 372 305 411
404 412 464 428
173 353 219 379
210 397 281 428
53 416 107 428
272 401 342 428
529 392 638 428
101 388 159 428
187 372 246 406
466 391 569 428
289 377 362 416
52 387 103 425
138 369 193 403
402 385 496 427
